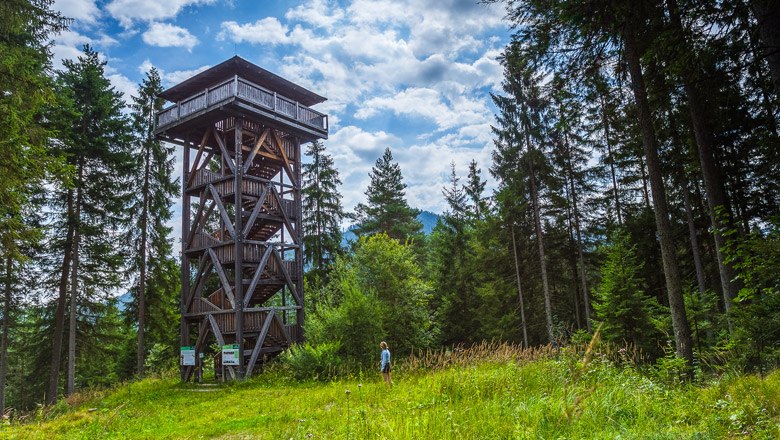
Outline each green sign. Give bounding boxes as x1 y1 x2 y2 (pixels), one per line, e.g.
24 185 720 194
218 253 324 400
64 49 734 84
222 345 240 365
180 346 196 366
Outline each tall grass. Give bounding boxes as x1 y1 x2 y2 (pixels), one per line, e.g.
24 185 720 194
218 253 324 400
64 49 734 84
3 340 779 439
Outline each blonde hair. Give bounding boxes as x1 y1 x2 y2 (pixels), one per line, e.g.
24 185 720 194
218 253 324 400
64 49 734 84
380 341 388 349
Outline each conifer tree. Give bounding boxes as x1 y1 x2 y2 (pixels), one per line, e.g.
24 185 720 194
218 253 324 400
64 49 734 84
491 40 556 344
302 140 344 286
126 67 178 376
464 160 488 220
353 148 422 241
46 45 133 401
0 0 67 412
593 231 662 355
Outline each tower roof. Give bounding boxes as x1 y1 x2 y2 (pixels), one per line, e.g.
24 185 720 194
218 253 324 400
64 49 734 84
158 56 327 107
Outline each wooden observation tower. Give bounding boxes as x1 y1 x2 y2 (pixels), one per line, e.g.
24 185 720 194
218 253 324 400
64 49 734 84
155 56 328 380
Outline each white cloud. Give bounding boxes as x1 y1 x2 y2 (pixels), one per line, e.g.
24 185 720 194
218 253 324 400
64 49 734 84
142 22 199 51
217 18 290 45
106 0 216 27
138 59 211 87
53 0 100 24
285 0 344 30
108 73 138 102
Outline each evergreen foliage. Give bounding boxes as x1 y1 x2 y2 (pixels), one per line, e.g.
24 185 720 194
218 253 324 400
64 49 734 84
593 231 663 355
302 140 344 288
125 67 179 376
353 148 422 242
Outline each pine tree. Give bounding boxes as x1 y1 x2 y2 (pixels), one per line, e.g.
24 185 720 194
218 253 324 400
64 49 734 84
46 45 133 401
0 0 67 411
302 140 345 288
430 163 478 345
593 230 662 355
353 148 422 241
126 67 178 376
464 160 488 221
491 40 556 344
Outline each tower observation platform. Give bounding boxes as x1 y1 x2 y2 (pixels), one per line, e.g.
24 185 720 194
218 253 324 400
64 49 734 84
155 56 328 381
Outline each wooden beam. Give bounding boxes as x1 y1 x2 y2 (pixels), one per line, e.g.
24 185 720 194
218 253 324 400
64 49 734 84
270 186 298 244
184 319 210 382
243 128 271 173
213 127 236 174
185 257 212 312
208 314 225 346
244 246 274 308
186 130 212 188
187 197 216 248
207 184 236 239
271 130 298 188
274 312 292 345
242 184 271 237
208 248 235 308
247 310 275 375
272 249 302 305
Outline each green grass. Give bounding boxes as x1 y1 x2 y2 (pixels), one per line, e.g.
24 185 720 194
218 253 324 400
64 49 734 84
4 354 780 439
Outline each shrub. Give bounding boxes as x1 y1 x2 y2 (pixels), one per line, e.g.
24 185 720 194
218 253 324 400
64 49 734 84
280 342 342 381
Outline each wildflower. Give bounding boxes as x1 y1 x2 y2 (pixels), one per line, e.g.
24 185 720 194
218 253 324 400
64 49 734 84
345 389 351 395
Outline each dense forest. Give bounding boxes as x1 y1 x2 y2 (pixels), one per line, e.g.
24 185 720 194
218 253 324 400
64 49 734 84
1 0 779 417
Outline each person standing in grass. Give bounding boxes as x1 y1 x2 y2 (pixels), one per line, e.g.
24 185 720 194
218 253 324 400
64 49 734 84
380 341 392 387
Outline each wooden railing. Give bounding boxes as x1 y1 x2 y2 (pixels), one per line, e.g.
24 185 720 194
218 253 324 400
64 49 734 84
157 77 327 132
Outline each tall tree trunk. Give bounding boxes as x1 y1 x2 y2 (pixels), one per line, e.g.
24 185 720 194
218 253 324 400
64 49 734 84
137 142 151 377
565 136 592 332
667 1 740 315
561 168 582 329
529 168 555 344
683 183 707 295
751 0 780 94
0 257 12 414
638 155 651 209
511 225 529 348
600 92 623 225
66 163 83 396
47 188 74 404
623 26 694 365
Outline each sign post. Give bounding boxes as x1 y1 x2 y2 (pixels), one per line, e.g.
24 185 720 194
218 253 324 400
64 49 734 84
222 344 240 366
180 346 196 366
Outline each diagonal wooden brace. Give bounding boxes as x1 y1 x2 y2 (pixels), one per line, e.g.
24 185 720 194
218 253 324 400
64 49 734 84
247 309 275 375
213 127 236 174
208 248 235 308
207 184 236 239
272 249 302 305
243 245 274 308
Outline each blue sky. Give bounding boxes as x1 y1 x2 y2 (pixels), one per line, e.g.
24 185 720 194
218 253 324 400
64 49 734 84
52 0 511 233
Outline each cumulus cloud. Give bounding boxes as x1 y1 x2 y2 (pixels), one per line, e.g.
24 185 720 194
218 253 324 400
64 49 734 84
106 0 216 27
217 17 290 45
149 0 508 214
138 59 211 87
142 22 199 51
53 0 100 24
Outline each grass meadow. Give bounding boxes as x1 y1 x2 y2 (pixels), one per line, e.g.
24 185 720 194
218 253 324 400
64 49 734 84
3 342 779 439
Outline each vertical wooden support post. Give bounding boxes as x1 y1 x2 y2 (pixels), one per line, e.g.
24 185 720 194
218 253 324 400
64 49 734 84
295 137 304 342
234 119 245 379
180 138 191 381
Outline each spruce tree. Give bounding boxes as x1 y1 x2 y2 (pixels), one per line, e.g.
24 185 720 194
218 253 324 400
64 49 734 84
593 231 662 355
126 67 178 376
353 148 422 241
491 40 556 344
0 0 67 412
46 45 133 401
302 140 345 288
464 160 488 220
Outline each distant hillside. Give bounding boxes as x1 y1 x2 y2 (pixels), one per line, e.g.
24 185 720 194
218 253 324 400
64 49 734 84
341 210 440 246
